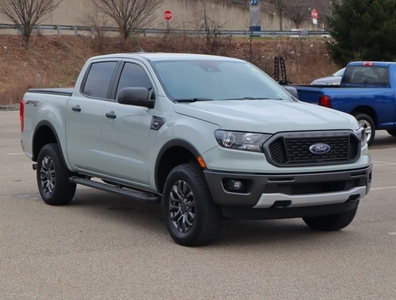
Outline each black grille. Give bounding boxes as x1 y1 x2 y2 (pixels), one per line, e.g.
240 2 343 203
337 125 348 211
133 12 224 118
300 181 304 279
266 132 360 166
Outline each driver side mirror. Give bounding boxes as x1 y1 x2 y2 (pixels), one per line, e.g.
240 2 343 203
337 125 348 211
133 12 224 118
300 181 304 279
117 87 155 109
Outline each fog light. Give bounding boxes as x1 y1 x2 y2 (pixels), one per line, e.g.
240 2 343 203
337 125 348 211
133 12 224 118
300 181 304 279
226 180 245 192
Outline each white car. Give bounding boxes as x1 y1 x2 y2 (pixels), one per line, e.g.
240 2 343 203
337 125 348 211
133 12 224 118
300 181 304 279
311 67 345 85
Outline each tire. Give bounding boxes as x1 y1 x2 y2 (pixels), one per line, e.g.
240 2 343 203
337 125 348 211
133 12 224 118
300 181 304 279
354 113 375 146
302 205 358 231
36 143 76 205
386 129 396 137
162 163 222 247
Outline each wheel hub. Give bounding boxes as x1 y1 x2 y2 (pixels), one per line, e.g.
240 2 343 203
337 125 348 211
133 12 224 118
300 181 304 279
169 180 195 233
181 200 189 213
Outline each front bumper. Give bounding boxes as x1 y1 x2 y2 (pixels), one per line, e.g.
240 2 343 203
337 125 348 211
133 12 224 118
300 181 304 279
203 165 372 210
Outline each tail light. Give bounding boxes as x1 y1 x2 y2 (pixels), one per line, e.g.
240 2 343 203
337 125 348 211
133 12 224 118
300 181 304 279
20 100 25 132
319 95 332 108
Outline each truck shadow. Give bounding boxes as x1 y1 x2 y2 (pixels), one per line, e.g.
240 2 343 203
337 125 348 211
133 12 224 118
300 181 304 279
214 219 352 248
370 133 396 149
67 188 354 248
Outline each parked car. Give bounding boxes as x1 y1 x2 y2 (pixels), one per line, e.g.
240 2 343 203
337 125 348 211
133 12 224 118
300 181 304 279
311 67 346 85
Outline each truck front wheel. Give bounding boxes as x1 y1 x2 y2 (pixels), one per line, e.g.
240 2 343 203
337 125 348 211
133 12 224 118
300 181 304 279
302 205 358 231
36 143 76 205
162 163 222 247
354 113 375 146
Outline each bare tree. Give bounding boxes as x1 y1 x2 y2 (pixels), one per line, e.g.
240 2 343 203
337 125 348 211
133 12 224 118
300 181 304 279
89 0 163 42
195 1 233 56
0 0 62 49
81 12 110 51
268 0 287 31
285 0 310 29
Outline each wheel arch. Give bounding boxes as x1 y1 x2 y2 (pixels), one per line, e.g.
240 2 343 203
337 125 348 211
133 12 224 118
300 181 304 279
350 106 377 127
32 121 65 163
155 139 202 194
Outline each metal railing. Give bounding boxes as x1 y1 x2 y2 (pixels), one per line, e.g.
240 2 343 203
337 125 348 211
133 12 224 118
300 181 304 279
0 23 330 38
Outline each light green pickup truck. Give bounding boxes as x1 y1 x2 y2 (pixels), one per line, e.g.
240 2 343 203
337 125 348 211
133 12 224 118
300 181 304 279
20 53 372 246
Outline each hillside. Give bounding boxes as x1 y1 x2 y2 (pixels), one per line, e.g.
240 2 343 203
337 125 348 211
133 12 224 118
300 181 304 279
0 34 339 106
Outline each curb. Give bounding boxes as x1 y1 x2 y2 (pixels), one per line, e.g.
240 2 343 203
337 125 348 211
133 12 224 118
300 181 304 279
0 104 19 111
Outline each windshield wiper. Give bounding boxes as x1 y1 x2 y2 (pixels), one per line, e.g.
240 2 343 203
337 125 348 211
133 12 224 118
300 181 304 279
220 97 272 100
174 97 213 103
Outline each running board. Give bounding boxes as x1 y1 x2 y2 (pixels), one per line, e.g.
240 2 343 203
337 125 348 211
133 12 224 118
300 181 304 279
69 176 161 203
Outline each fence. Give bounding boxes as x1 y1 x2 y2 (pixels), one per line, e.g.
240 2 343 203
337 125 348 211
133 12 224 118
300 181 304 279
0 23 330 38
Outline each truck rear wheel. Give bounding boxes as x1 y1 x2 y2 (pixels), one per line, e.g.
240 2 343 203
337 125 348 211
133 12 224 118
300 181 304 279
162 163 222 247
354 113 375 146
386 129 396 136
302 205 358 231
36 143 76 205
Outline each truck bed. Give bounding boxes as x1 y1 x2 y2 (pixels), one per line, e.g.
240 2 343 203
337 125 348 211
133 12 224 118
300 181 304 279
27 88 74 96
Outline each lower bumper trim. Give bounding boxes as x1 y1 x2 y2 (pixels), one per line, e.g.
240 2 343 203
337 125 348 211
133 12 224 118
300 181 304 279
222 200 359 220
253 186 366 208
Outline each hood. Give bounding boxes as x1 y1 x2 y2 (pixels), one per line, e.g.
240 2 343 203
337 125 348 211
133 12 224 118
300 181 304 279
311 76 342 85
174 99 358 133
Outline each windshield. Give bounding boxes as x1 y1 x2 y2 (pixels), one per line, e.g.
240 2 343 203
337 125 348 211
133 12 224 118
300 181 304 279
333 67 345 77
150 59 291 101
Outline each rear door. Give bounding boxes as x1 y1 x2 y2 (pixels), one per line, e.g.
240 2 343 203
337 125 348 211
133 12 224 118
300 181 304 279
66 60 119 172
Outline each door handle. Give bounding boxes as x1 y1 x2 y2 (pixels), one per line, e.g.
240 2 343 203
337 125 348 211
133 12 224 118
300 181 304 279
105 111 117 119
72 105 81 112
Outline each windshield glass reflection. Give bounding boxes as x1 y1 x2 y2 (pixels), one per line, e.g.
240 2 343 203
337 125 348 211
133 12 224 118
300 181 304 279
150 60 291 101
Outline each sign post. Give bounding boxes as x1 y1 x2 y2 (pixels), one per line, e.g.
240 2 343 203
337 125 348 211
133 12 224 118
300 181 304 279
249 0 261 36
164 10 173 32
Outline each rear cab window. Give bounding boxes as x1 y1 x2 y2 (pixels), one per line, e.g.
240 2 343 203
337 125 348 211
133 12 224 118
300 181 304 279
81 61 118 98
342 65 389 86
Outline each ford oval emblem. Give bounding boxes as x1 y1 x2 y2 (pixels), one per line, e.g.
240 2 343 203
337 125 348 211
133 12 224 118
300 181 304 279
309 143 331 155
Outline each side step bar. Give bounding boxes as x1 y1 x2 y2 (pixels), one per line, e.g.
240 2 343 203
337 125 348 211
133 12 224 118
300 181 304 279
69 176 161 204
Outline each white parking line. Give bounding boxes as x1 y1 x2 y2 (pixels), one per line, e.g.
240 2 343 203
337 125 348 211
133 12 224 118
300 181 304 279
372 161 396 165
370 186 396 191
388 232 396 235
0 140 20 142
6 152 25 155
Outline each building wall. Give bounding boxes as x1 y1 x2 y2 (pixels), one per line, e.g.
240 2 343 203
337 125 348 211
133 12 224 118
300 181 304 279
0 0 314 32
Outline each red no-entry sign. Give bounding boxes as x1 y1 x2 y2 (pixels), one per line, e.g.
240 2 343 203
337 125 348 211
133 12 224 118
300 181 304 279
164 10 173 21
311 9 318 19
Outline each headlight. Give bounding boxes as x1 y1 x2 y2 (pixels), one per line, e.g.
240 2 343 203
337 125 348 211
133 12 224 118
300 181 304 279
214 130 271 152
355 127 367 147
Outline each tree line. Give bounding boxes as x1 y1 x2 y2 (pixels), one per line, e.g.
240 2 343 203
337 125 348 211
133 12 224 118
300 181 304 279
1 0 396 66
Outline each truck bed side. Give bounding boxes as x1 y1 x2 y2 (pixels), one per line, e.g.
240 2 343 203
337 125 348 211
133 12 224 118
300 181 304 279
21 88 73 162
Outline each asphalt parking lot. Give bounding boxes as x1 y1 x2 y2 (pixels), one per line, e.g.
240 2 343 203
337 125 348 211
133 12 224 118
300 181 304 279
1 109 395 299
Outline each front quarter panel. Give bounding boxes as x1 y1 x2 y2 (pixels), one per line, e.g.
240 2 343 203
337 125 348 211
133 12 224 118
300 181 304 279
150 110 220 190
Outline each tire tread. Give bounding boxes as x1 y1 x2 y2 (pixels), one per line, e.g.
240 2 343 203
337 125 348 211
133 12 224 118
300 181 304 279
37 143 76 206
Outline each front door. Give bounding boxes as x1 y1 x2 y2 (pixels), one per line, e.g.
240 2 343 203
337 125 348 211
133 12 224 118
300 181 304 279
100 61 155 184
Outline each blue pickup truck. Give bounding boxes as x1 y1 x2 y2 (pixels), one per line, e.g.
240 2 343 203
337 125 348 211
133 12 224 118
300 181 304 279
294 61 396 145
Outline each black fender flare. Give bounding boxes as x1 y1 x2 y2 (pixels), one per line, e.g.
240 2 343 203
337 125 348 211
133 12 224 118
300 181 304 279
32 120 67 166
154 139 202 191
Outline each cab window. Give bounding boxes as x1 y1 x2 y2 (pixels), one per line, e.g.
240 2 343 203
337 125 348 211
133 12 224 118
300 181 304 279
82 61 118 98
116 63 154 99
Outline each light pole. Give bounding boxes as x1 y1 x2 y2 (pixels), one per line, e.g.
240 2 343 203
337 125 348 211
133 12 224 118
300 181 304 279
272 12 275 32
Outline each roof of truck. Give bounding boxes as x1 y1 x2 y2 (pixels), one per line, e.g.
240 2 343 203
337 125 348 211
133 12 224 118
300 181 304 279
88 52 244 62
347 61 396 67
